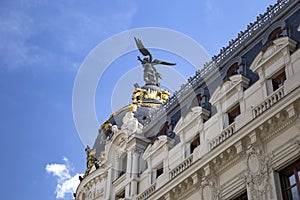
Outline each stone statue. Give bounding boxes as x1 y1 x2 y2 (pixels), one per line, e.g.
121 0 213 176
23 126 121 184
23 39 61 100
134 37 176 86
121 111 143 135
83 146 98 178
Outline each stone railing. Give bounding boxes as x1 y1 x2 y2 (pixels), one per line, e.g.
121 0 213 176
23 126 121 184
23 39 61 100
252 86 284 118
136 183 156 200
208 123 236 151
143 0 292 129
169 154 193 180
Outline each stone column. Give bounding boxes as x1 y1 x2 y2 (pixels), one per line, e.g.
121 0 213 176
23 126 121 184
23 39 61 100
131 149 140 196
125 151 132 198
132 150 140 177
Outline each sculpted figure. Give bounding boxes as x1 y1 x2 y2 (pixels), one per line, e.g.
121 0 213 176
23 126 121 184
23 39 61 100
134 37 176 86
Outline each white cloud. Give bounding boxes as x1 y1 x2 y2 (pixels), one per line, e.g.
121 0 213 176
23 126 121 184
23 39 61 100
46 157 82 199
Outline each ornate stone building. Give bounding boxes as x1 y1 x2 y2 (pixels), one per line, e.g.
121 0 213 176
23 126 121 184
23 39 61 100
75 0 300 199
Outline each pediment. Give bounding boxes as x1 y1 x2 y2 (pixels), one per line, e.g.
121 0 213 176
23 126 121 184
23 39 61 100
174 106 210 134
210 74 250 106
142 135 168 160
250 37 297 72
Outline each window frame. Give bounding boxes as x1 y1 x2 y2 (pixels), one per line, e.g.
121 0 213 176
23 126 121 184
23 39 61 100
190 135 200 154
227 104 241 125
279 159 300 200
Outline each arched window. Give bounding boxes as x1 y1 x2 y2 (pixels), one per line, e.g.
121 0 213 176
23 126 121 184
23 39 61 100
227 62 241 77
268 27 283 42
158 121 169 136
192 94 202 107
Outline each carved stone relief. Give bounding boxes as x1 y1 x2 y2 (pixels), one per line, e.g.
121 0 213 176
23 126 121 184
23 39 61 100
200 176 220 200
243 145 273 200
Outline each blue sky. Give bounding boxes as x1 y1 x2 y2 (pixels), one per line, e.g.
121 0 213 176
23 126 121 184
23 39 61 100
0 0 277 199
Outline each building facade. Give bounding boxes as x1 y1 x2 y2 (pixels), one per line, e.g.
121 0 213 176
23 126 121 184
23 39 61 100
75 1 300 199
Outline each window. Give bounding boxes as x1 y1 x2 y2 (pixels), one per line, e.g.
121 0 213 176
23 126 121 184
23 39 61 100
190 135 200 154
192 94 202 107
228 104 240 125
272 70 286 91
232 192 248 200
158 122 169 136
227 63 241 77
279 159 300 200
151 163 164 184
268 27 283 42
156 163 164 178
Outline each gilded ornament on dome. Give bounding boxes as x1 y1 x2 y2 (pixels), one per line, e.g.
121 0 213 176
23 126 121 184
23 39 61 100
83 146 98 178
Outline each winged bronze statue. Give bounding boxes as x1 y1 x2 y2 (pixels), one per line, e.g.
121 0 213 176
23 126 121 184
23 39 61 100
134 37 175 86
134 37 176 66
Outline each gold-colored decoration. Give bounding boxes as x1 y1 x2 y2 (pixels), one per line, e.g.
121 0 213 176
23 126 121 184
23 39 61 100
83 146 98 178
100 120 112 131
131 88 170 103
130 87 171 112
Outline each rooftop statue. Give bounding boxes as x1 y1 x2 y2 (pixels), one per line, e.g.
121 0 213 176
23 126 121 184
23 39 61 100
83 146 98 178
134 37 176 86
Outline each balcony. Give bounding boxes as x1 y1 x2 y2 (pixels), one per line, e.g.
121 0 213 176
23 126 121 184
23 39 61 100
169 154 193 180
136 183 156 200
252 86 284 118
208 123 236 151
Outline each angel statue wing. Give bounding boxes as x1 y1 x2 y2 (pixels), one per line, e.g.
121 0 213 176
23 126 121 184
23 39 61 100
153 59 176 66
134 37 152 62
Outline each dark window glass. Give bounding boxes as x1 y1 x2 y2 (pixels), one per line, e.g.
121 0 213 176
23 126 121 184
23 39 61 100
190 135 200 154
158 122 169 136
272 71 286 91
268 27 283 42
227 63 241 77
228 104 240 125
156 164 164 178
192 94 202 107
280 159 300 200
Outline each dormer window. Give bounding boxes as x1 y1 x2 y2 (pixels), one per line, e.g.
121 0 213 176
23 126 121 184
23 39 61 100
158 122 169 136
151 163 164 183
268 27 283 42
156 163 164 178
190 135 200 154
228 104 240 125
192 94 203 107
272 70 286 91
227 63 241 77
